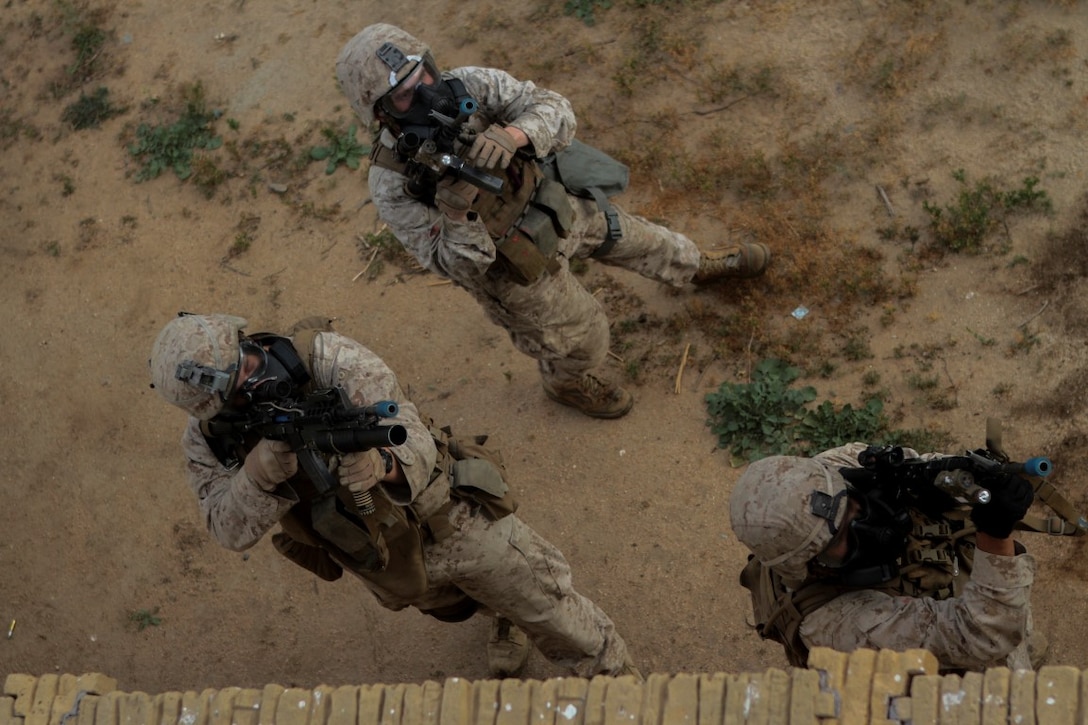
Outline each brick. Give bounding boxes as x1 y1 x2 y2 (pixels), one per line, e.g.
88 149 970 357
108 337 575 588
1035 666 1080 725
901 650 940 677
94 691 124 725
257 685 285 725
26 674 59 725
723 674 752 725
415 681 444 725
73 678 117 698
599 675 642 725
871 672 908 725
638 673 667 725
231 688 262 725
908 674 941 725
387 684 414 725
325 686 358 725
272 688 312 725
309 685 335 725
786 668 820 725
356 684 385 725
660 673 698 725
765 669 791 725
980 668 1010 725
1009 670 1037 725
74 695 98 725
552 677 589 725
0 694 19 725
118 691 157 725
50 684 89 725
938 672 981 725
3 675 38 706
840 649 876 725
154 692 181 725
472 680 501 725
179 690 216 725
209 687 241 725
808 647 850 696
495 679 532 725
723 672 776 725
697 673 728 725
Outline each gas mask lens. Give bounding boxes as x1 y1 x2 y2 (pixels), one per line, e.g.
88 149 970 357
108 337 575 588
386 62 427 111
234 339 294 404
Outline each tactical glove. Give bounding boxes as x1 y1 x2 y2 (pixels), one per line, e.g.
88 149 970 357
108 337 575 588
435 177 478 218
970 474 1034 539
466 125 518 170
243 439 297 491
339 448 388 492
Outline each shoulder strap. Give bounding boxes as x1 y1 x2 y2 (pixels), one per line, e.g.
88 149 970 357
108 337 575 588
1020 477 1088 535
740 556 845 668
285 316 335 386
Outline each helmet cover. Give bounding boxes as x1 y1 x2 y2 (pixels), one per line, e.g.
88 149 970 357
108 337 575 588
730 455 850 584
149 313 248 420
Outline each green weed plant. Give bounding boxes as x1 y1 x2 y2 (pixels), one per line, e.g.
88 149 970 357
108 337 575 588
128 607 162 631
128 89 222 181
922 169 1051 253
310 125 368 174
565 0 611 25
705 358 892 464
62 87 124 130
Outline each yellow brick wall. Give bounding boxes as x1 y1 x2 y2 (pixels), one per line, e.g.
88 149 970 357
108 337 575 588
3 648 1086 725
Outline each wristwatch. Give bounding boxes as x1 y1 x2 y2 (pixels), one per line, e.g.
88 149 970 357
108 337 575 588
378 448 394 476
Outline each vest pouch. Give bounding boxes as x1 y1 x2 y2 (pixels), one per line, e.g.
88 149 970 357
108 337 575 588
272 531 343 582
311 496 387 572
531 177 573 238
495 204 562 287
518 204 561 259
451 457 518 521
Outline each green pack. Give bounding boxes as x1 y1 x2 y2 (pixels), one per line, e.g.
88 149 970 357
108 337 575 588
544 139 630 255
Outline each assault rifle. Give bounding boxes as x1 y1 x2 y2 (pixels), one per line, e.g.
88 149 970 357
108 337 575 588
398 96 505 197
204 386 407 515
841 418 1087 536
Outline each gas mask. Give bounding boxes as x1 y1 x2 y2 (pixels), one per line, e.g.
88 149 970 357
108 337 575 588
811 482 913 586
233 338 298 405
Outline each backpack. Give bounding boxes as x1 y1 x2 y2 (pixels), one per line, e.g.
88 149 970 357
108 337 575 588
542 139 630 255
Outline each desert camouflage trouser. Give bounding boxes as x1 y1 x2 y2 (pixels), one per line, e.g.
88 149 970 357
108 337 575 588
468 195 701 384
355 500 629 678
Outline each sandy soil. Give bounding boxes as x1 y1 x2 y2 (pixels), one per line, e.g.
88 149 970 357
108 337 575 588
2 0 1088 692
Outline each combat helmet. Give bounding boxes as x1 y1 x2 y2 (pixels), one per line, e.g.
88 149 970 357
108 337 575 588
336 23 441 127
729 456 850 585
149 313 248 420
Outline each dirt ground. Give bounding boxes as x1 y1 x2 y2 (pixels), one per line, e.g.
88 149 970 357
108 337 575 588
3 0 1088 694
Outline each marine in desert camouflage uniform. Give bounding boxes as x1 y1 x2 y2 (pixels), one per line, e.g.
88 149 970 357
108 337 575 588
729 443 1041 672
335 24 771 419
149 313 638 679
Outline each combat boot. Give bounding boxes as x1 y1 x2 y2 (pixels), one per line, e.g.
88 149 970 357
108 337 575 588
542 373 634 419
487 617 531 678
693 243 771 283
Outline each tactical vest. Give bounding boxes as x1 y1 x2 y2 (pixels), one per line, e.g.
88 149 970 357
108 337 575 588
370 139 571 286
199 317 517 617
740 508 977 668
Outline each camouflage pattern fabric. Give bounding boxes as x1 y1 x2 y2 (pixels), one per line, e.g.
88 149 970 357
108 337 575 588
367 66 702 384
176 330 629 676
801 444 1035 672
731 444 1035 670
